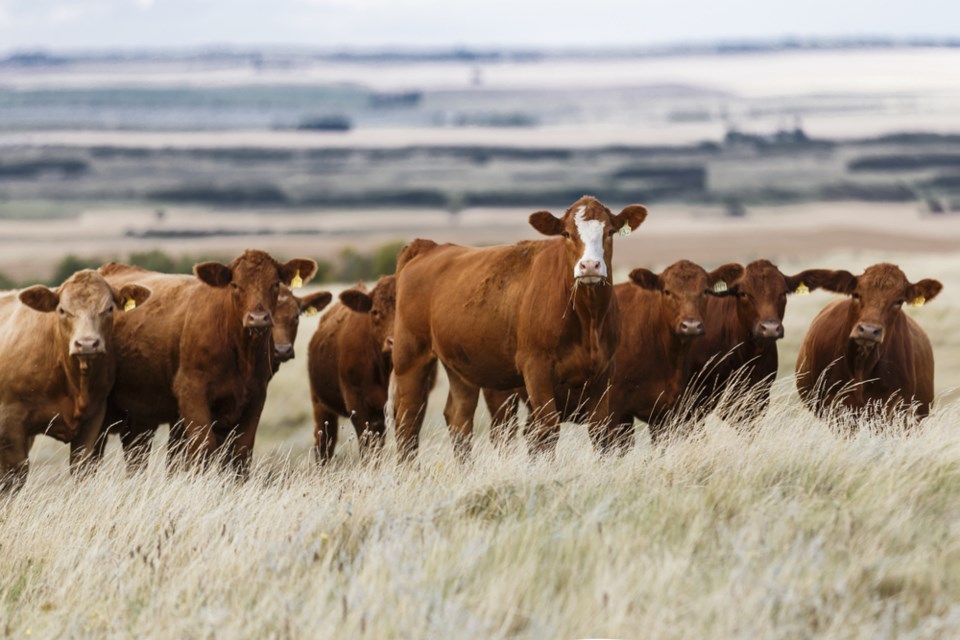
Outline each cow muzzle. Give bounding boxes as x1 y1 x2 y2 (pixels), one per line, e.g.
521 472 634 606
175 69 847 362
754 320 784 340
244 311 274 329
71 337 105 357
677 319 705 338
574 260 605 284
851 323 883 346
274 343 294 362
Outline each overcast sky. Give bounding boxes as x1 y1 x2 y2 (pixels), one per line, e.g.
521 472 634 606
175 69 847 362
0 0 956 53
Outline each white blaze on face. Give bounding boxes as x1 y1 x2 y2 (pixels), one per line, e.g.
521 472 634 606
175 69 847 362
573 206 607 281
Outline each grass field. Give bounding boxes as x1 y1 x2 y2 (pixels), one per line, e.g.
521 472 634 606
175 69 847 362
4 250 960 637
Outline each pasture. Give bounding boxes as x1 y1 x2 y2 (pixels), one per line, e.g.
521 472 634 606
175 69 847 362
7 249 959 638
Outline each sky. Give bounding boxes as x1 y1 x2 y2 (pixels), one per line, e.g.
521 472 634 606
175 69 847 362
0 0 957 53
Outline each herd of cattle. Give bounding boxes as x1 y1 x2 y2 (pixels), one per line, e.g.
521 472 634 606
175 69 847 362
0 196 943 491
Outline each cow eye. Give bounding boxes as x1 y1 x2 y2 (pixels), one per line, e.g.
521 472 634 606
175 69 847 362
607 229 615 237
561 231 570 239
852 292 861 300
894 299 905 307
58 307 65 316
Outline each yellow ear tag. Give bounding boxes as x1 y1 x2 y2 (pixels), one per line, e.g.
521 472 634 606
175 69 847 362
303 305 319 317
618 225 632 238
911 296 926 308
712 280 728 293
291 269 303 290
123 298 137 312
795 282 810 296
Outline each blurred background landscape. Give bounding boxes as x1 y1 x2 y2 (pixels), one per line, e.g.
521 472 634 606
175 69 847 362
2 41 960 286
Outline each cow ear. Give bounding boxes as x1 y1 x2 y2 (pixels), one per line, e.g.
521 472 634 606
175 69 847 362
280 259 318 288
297 291 333 316
612 204 648 232
797 269 858 295
340 289 373 313
19 286 59 313
529 211 565 237
194 261 233 288
784 269 844 294
628 268 661 291
906 279 943 306
707 263 743 296
114 284 152 312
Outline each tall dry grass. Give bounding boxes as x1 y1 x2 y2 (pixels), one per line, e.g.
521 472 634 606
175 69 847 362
4 251 959 638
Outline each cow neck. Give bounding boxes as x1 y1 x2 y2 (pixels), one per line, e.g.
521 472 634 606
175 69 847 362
558 245 613 327
656 298 695 391
743 327 779 375
844 311 904 404
222 294 271 378
56 327 109 424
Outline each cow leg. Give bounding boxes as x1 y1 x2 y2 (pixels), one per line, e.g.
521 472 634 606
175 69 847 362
119 426 154 474
394 359 436 463
582 383 617 455
175 385 217 467
483 388 520 450
340 386 385 463
522 367 562 457
603 414 635 455
69 405 108 478
166 419 188 472
311 397 339 465
0 424 30 494
443 367 480 465
351 409 387 463
228 393 268 480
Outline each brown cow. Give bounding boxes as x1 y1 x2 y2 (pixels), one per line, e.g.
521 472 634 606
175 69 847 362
99 250 317 474
0 270 151 492
308 276 400 463
111 283 331 470
272 286 333 371
795 263 942 423
684 260 847 423
608 260 743 446
393 196 648 462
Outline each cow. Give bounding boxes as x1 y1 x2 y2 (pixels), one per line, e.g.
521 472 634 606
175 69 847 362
99 250 317 475
307 275 402 463
392 195 648 462
608 260 743 446
0 270 151 492
483 260 743 449
107 282 331 471
272 286 333 371
684 260 847 424
795 263 942 424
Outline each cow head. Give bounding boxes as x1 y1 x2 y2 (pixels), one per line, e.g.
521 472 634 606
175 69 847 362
530 195 647 285
726 260 851 342
629 260 743 338
815 263 942 348
340 275 397 354
194 250 318 333
19 270 151 362
272 286 333 365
